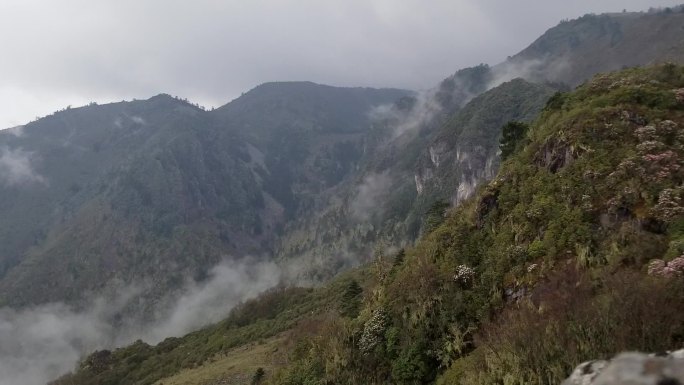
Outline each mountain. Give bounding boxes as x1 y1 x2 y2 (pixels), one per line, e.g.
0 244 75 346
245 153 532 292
4 6 684 384
4 8 683 309
500 8 684 86
274 77 557 278
213 82 410 218
53 63 684 385
0 85 409 308
271 8 684 277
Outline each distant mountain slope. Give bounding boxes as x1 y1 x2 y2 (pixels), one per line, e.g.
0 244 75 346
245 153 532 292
274 78 557 278
1 0 683 333
56 63 684 385
501 9 684 86
0 84 409 308
6 6 684 385
273 7 684 275
413 78 557 209
0 95 203 278
213 82 410 217
214 81 410 138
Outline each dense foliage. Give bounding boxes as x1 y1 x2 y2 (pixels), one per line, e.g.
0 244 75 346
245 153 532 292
25 8 684 384
51 270 371 385
0 85 407 308
266 64 684 385
60 63 684 385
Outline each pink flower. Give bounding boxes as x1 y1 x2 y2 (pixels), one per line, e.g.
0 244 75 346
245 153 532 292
648 256 684 277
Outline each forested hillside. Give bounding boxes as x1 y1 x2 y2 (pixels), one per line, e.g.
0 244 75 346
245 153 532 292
0 86 408 308
3 7 684 385
53 63 684 385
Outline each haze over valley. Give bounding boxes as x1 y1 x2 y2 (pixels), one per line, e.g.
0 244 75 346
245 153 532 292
2 2 684 385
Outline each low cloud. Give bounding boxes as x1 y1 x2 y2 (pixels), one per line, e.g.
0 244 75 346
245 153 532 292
350 172 393 221
2 125 25 137
370 89 443 138
489 58 546 88
142 260 281 343
0 146 46 186
130 116 146 125
489 57 571 88
0 259 282 385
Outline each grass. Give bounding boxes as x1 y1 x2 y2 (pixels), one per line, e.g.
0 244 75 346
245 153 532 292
154 335 287 385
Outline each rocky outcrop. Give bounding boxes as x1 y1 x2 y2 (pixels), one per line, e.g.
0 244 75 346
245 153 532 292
534 138 584 173
562 350 684 385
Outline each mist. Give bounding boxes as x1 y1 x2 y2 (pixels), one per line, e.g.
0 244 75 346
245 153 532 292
0 259 281 385
0 146 46 186
350 172 393 221
370 89 443 139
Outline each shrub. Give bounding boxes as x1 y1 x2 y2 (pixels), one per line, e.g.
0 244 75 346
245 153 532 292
449 268 684 385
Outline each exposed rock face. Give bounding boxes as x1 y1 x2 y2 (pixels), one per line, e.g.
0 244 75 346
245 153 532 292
562 350 684 385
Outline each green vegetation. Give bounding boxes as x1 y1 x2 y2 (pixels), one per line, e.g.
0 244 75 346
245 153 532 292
0 84 407 308
51 269 371 385
252 367 266 385
275 78 558 280
60 64 684 385
499 121 530 160
11 8 684 384
339 279 363 318
264 64 684 385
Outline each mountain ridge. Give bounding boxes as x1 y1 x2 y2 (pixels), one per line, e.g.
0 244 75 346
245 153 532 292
3 7 684 309
51 62 684 385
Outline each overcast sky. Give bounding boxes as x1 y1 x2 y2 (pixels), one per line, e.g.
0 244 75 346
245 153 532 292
0 0 681 128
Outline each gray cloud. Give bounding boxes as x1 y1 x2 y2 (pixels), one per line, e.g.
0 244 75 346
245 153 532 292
142 260 281 343
0 146 46 186
351 172 393 221
130 116 146 125
370 89 444 138
3 125 24 137
0 259 282 385
1 0 680 128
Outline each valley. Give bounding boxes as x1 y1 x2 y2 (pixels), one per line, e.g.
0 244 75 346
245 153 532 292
1 5 684 385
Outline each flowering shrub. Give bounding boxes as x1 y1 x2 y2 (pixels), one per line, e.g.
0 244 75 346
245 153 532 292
636 140 666 154
648 255 684 277
675 88 684 103
453 264 475 286
359 309 388 354
641 151 681 182
634 125 657 141
668 256 684 273
658 119 678 135
652 186 684 222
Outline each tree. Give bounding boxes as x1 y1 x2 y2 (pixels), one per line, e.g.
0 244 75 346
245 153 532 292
393 248 405 267
340 280 363 318
252 367 265 385
499 121 530 160
423 200 450 233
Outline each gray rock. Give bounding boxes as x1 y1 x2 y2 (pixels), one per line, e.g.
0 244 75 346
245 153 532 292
562 360 608 385
562 350 684 385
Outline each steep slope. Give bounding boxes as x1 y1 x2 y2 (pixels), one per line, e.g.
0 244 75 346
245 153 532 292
272 7 684 277
50 269 371 385
0 95 196 277
274 77 557 277
213 82 410 217
0 84 409 308
5 7 683 309
501 7 684 86
270 64 684 385
58 64 684 385
413 78 557 209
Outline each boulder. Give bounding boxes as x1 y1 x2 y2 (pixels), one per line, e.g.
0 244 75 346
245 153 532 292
562 350 684 385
